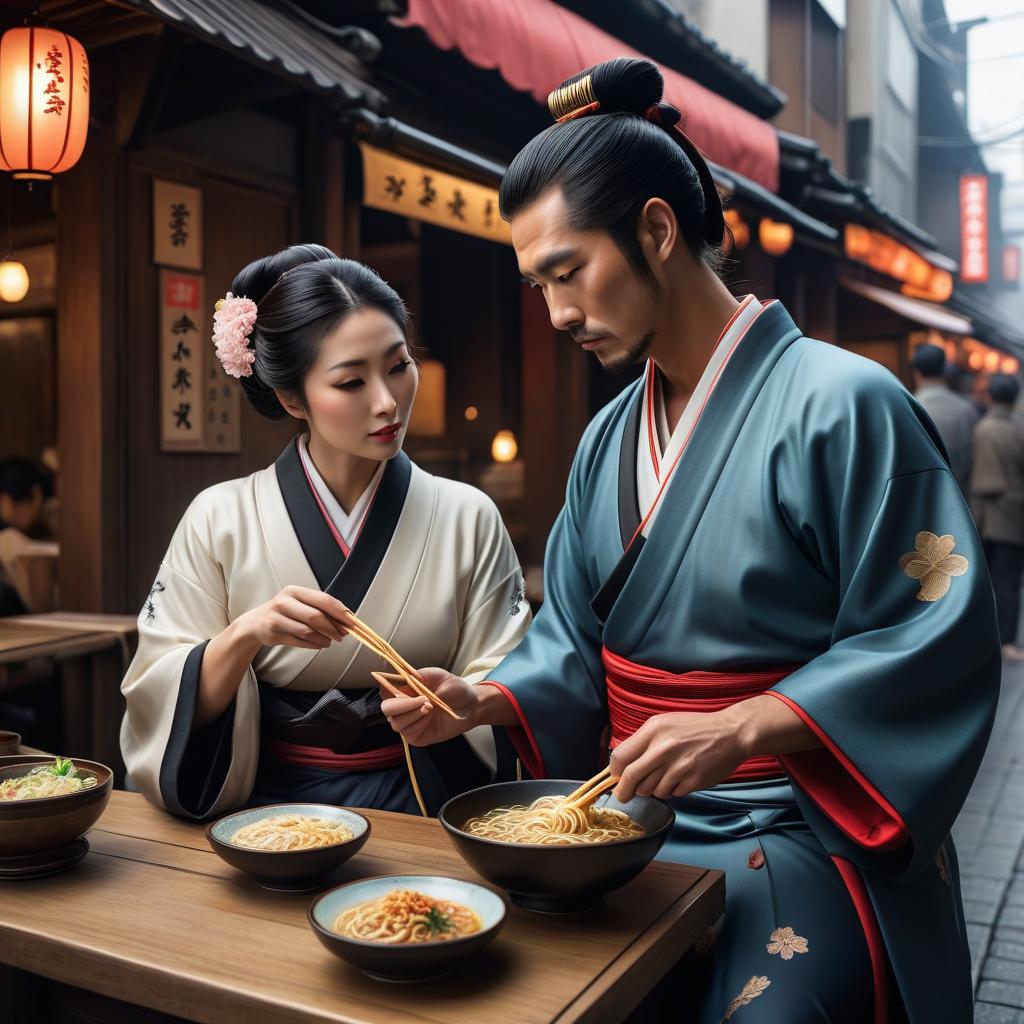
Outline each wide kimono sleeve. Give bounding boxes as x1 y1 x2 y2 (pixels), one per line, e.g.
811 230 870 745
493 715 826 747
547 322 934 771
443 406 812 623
768 361 1001 877
483 436 608 780
119 490 260 821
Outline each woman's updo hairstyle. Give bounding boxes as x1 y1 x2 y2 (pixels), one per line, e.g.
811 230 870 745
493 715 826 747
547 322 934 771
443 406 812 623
499 57 726 290
229 244 409 420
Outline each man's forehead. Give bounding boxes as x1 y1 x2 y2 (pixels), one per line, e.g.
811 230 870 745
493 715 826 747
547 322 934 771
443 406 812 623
511 191 576 273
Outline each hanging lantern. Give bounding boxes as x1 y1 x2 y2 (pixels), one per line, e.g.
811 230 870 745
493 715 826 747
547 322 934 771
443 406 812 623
0 27 90 180
490 429 518 464
759 219 793 257
407 359 446 437
0 258 28 301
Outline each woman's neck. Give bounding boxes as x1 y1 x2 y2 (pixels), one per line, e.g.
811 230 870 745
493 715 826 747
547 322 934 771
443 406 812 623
305 432 381 514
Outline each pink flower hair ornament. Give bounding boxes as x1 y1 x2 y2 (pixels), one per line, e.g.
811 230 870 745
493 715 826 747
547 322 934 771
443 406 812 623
212 293 258 378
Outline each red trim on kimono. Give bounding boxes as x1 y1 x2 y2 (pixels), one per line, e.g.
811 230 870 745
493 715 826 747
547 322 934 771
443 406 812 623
629 296 766 549
645 365 661 481
603 649 795 782
266 738 405 772
481 681 546 779
767 691 909 850
833 855 890 1024
297 439 351 557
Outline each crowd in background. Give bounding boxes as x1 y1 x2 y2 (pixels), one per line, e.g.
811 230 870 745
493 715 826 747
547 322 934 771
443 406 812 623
914 344 1024 660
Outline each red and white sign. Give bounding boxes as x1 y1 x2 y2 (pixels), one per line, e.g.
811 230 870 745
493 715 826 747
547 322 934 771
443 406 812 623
960 174 989 283
1004 245 1021 285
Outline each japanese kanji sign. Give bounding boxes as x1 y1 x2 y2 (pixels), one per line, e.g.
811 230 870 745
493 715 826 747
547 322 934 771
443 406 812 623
153 179 203 270
360 144 511 246
159 269 242 453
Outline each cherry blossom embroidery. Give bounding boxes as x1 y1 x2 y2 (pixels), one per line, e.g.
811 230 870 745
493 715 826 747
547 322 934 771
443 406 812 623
899 532 968 602
766 926 809 960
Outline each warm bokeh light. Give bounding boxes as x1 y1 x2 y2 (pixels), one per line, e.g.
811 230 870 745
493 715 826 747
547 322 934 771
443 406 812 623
968 352 984 371
759 218 793 257
1001 358 1020 375
985 352 1001 373
0 27 90 179
0 260 29 302
490 429 518 464
464 406 478 421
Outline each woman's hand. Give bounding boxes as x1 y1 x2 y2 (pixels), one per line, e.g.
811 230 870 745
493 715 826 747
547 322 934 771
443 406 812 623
378 668 481 746
235 585 351 650
610 710 749 803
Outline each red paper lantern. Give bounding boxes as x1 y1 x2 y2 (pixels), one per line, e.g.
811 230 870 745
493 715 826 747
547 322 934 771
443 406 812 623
0 27 89 180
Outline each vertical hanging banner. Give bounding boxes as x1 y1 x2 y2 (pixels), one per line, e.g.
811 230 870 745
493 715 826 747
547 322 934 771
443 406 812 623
160 270 205 451
203 353 242 453
153 179 203 270
960 174 989 284
360 144 512 246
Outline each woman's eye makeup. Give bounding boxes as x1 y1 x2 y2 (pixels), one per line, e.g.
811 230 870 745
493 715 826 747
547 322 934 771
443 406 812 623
335 378 364 391
390 359 412 374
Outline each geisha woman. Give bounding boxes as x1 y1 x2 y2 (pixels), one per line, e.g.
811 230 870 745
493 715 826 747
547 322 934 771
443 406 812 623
120 244 530 819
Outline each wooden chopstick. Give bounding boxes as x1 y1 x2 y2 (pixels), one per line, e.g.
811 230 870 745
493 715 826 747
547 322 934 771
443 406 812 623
372 672 429 818
565 766 611 804
566 776 618 811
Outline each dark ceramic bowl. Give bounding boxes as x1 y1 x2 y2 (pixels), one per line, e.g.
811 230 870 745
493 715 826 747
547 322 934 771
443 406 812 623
207 803 370 892
0 758 112 856
0 731 22 755
309 874 508 982
439 779 675 913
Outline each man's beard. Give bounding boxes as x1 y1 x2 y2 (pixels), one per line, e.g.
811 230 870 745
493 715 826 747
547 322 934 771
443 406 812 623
599 328 656 375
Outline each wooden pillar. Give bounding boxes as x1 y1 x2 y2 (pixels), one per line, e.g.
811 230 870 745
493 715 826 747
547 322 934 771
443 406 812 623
519 284 589 567
55 124 125 612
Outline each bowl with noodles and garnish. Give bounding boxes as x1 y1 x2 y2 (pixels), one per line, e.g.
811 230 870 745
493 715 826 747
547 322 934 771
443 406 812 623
308 874 508 981
206 802 371 892
0 756 112 858
439 778 674 913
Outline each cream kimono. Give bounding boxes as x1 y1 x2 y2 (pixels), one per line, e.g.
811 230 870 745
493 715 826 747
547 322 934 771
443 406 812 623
121 441 530 820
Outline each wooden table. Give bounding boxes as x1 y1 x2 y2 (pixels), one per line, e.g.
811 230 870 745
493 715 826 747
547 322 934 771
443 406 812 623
0 792 724 1024
0 614 138 784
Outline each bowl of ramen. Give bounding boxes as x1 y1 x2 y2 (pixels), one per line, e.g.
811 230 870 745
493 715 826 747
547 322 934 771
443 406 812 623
439 779 674 913
206 803 371 892
309 874 508 981
0 756 113 857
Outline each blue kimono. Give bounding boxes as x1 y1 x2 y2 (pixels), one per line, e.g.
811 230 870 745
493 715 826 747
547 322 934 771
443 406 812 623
487 300 1000 1022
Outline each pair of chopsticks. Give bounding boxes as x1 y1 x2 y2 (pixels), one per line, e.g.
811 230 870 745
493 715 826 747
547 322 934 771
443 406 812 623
344 611 463 721
563 766 619 811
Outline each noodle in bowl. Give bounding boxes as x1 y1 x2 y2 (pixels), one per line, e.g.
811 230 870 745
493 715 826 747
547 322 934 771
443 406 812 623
309 875 508 981
207 803 370 891
440 780 674 913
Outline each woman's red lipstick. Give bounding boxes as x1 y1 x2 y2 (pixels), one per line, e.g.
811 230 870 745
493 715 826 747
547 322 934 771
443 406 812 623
370 422 402 441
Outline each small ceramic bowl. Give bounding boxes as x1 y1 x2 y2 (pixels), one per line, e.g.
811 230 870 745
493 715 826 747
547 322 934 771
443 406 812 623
206 803 370 892
309 874 508 981
0 758 112 857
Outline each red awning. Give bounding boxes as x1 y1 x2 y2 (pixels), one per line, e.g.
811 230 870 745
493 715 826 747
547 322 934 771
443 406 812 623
395 0 779 192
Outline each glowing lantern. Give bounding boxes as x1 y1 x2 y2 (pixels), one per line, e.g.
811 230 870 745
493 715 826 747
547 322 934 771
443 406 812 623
968 352 984 371
0 259 28 301
724 209 749 251
464 406 478 421
491 429 518 464
1001 358 1019 375
407 359 445 437
985 352 1001 373
759 219 793 257
844 223 872 260
0 27 90 180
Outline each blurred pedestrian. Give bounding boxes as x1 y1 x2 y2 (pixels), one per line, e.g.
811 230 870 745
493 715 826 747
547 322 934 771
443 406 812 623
912 343 978 492
971 374 1024 660
0 457 59 614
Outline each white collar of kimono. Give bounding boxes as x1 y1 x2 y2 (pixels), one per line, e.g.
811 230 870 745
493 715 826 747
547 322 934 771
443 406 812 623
636 294 764 539
297 435 386 554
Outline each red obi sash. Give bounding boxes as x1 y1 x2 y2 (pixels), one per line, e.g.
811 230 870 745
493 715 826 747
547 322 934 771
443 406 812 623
602 648 797 783
266 739 405 773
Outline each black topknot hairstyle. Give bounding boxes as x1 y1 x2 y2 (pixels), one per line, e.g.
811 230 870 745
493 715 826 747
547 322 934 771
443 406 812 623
499 57 726 289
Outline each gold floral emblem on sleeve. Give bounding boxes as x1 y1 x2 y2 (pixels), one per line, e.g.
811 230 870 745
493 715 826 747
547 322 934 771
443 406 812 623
766 926 809 959
899 532 969 602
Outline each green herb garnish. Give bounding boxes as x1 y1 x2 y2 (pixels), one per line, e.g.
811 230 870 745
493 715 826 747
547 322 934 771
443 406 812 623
424 906 454 936
50 756 75 778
